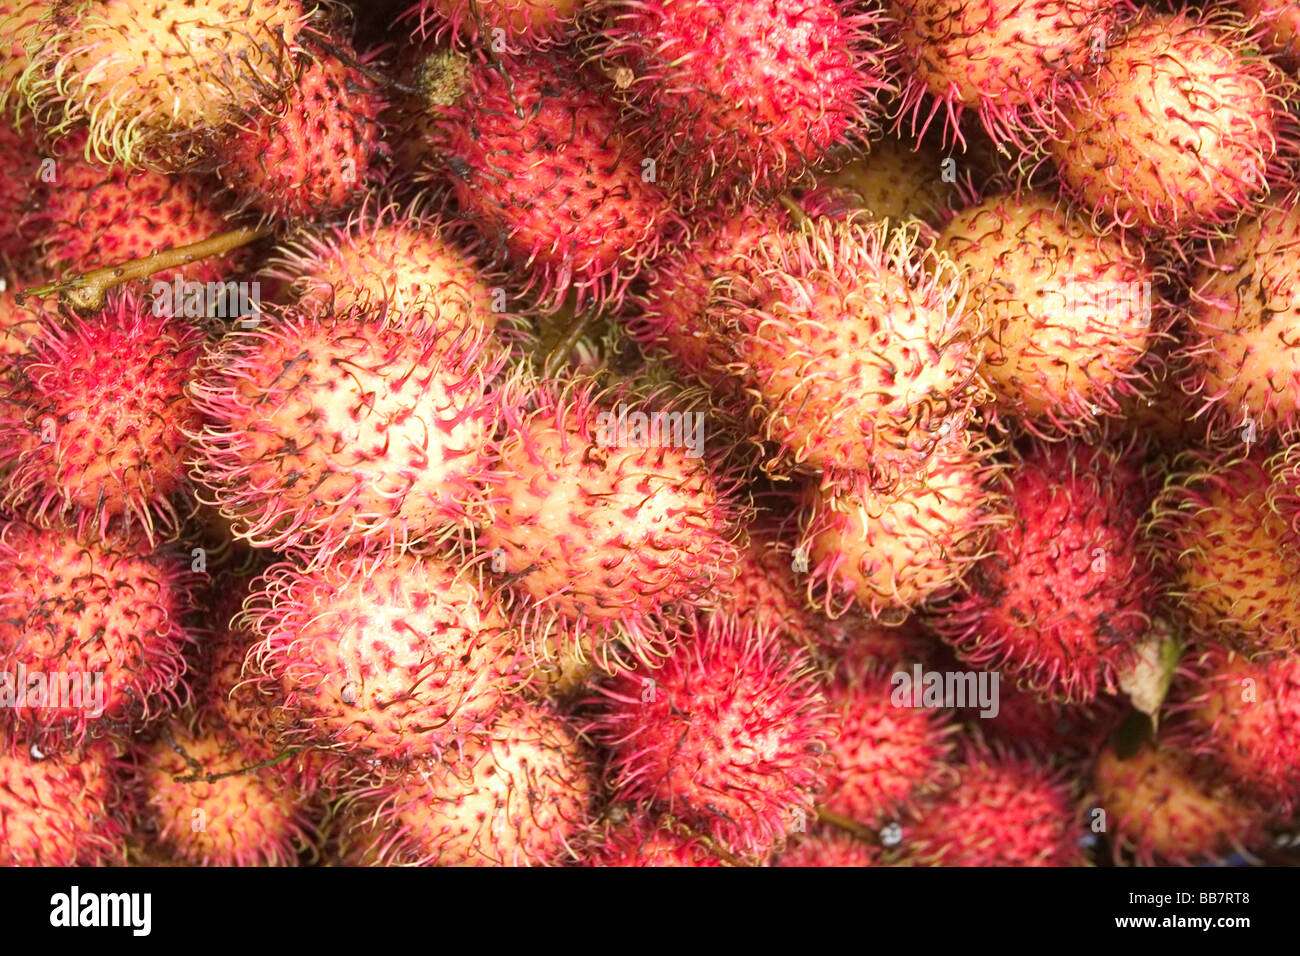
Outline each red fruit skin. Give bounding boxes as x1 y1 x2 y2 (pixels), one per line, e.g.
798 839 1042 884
976 682 1121 762
592 0 894 206
0 294 204 546
578 815 728 867
434 50 680 311
215 47 389 222
929 439 1158 704
589 616 831 859
904 746 1087 866
0 120 42 275
773 827 881 867
401 0 587 51
0 736 125 866
0 519 195 751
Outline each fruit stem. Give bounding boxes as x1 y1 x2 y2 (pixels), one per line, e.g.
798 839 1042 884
817 807 882 845
17 224 273 311
778 193 812 230
541 307 595 378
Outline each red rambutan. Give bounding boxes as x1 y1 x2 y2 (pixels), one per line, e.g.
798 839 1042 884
577 813 729 867
773 826 881 867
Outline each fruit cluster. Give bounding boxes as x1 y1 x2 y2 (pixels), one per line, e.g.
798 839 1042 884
0 0 1298 867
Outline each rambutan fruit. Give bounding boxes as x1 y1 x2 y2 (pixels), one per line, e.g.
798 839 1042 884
821 669 957 827
0 2 47 123
903 746 1086 866
0 120 42 274
186 305 505 560
714 216 986 490
0 517 195 748
22 0 315 170
578 813 729 866
213 46 389 222
0 293 204 545
476 379 744 667
803 135 967 229
588 616 830 858
1047 8 1296 246
0 284 43 360
1170 646 1300 812
1150 450 1300 654
798 427 1006 620
430 49 678 310
1095 740 1269 865
244 548 520 764
339 701 596 866
773 827 880 867
403 0 587 51
890 0 1123 151
130 716 318 866
1237 0 1300 62
267 198 506 336
1180 194 1300 436
929 438 1158 703
28 147 242 284
588 0 894 206
937 190 1162 436
978 682 1119 761
0 734 124 865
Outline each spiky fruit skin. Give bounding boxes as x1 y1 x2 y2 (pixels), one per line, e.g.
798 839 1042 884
589 617 830 858
930 439 1156 703
630 202 789 389
340 702 595 866
24 0 311 170
904 748 1086 866
0 736 123 865
1238 0 1300 61
774 827 880 867
130 718 316 866
805 135 965 229
1151 451 1300 654
891 0 1119 150
433 50 677 310
244 549 519 764
215 49 389 222
1181 196 1300 435
403 0 587 50
0 120 41 272
28 149 240 282
592 0 893 206
477 382 744 668
267 198 504 336
0 295 203 545
0 2 47 122
715 216 985 489
1095 743 1268 865
1171 647 1300 813
822 670 955 827
1048 9 1294 244
0 519 194 749
799 428 1004 620
578 815 728 866
979 683 1118 761
187 306 503 560
0 285 43 359
938 191 1160 436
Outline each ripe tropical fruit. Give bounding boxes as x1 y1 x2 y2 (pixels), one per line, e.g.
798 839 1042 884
402 0 588 50
22 0 314 170
1170 646 1300 812
244 548 520 764
1181 195 1300 436
131 716 318 866
187 305 504 560
0 734 123 865
890 0 1121 150
1095 741 1269 865
821 669 956 827
713 215 986 489
0 120 42 274
798 427 1005 620
903 746 1086 865
1048 8 1295 245
214 47 389 222
774 827 881 867
0 284 43 359
0 0 47 122
0 518 194 749
805 135 967 229
1237 0 1300 61
0 294 204 545
267 197 506 336
589 0 894 206
589 616 830 858
430 49 678 310
1150 450 1300 654
578 814 728 867
978 683 1118 761
938 190 1160 436
477 379 744 667
930 438 1158 703
339 702 596 866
